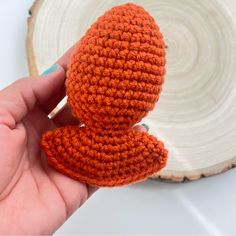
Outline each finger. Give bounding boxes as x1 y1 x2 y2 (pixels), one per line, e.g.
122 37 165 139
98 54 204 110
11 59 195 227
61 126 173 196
87 185 98 198
41 45 76 114
0 65 65 129
52 104 81 127
133 124 149 132
40 84 66 115
56 45 75 70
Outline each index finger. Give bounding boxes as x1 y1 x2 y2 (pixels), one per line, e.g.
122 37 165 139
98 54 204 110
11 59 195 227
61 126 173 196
41 45 76 114
56 45 76 70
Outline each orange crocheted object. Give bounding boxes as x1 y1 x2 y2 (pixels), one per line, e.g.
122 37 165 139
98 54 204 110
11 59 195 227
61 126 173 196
41 3 168 187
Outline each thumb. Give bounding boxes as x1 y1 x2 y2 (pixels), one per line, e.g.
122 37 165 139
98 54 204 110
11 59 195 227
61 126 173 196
0 64 65 129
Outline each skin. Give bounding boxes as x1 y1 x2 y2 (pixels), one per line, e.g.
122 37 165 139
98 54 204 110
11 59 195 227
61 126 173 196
0 48 147 234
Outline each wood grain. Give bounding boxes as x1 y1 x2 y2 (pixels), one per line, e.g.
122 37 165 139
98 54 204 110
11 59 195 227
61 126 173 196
26 0 236 182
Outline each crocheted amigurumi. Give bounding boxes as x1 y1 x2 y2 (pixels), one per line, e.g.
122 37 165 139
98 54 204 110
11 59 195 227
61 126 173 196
41 3 168 187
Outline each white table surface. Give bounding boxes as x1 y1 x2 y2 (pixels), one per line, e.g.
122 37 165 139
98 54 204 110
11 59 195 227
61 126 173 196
1 1 236 235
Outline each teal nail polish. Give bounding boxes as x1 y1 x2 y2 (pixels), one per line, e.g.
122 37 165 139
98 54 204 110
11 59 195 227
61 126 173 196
41 64 59 75
141 123 149 131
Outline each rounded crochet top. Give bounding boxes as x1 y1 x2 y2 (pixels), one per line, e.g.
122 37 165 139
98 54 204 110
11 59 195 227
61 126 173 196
41 3 168 187
67 3 166 131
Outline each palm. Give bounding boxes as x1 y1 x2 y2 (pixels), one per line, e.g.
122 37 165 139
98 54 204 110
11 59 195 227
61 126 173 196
0 108 89 234
0 47 147 234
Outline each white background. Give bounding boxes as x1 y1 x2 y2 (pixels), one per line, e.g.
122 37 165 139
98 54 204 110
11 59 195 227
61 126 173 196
0 1 236 235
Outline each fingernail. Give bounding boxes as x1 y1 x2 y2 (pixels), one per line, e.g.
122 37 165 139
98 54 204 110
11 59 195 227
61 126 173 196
141 123 149 131
41 64 59 75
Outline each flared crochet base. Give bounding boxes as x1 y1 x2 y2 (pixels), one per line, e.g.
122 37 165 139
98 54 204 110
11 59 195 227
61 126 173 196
41 126 168 187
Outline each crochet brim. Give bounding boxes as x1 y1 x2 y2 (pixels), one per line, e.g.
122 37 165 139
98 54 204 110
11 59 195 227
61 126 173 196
41 126 168 187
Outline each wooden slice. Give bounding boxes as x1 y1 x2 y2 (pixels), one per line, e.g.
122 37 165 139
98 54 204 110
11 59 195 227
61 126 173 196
27 0 236 182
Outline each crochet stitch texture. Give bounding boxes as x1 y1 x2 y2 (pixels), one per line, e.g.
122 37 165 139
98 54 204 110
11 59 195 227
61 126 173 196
41 3 168 187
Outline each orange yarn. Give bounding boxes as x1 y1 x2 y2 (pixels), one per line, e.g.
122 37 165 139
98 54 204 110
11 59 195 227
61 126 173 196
41 3 168 187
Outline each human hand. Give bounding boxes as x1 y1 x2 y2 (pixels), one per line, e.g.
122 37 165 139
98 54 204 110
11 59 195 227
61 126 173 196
0 48 95 234
0 48 148 234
